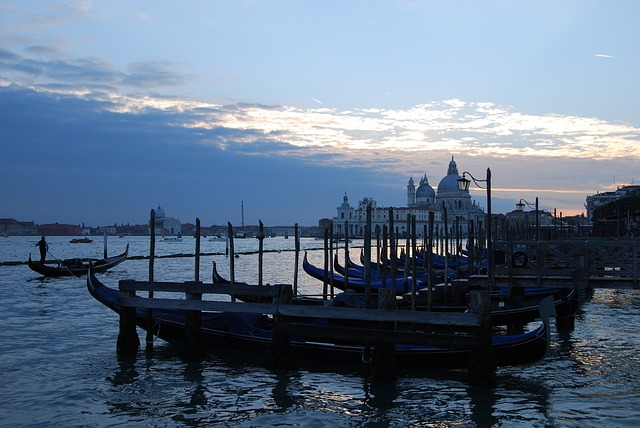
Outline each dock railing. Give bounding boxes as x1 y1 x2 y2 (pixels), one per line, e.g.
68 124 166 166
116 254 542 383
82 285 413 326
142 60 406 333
491 238 640 289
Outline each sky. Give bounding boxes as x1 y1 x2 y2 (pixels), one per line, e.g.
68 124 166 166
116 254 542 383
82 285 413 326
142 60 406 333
1 1 639 227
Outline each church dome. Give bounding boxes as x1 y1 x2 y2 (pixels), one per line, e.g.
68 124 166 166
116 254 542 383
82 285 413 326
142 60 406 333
437 157 464 194
416 174 435 198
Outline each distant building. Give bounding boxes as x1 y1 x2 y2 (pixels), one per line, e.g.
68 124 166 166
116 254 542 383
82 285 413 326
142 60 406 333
154 205 181 235
504 205 556 239
586 185 640 221
0 218 38 235
332 156 486 239
38 223 83 236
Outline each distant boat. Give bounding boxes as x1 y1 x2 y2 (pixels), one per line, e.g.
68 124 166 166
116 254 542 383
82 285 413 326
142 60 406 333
70 237 93 243
163 234 183 242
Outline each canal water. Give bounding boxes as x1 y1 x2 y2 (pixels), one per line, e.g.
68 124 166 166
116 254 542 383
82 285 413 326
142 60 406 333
1 235 639 427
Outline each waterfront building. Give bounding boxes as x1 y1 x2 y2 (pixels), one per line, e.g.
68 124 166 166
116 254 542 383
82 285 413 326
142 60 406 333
154 205 182 236
332 157 486 239
586 185 640 221
0 218 39 236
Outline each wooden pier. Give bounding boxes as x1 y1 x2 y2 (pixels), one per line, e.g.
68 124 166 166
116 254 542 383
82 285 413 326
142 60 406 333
480 239 640 290
117 280 495 383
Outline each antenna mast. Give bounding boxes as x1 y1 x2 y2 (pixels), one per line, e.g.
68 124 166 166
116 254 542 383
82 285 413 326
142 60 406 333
241 201 245 230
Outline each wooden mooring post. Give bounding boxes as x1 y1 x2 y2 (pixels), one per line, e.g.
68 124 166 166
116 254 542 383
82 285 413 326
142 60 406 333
467 290 496 386
182 218 204 358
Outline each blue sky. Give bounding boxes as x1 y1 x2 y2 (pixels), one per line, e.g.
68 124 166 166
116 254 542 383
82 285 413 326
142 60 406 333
1 1 639 227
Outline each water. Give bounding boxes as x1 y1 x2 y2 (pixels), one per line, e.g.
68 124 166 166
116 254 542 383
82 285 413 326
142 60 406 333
1 235 639 427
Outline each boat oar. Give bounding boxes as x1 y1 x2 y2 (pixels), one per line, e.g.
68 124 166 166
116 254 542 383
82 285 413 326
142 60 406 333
46 249 76 276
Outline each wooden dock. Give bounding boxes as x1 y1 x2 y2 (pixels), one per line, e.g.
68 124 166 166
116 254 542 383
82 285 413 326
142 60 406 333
481 239 640 290
116 279 495 384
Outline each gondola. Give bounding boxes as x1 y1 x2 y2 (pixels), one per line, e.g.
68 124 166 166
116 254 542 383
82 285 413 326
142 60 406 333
28 244 128 277
303 252 428 294
86 269 552 369
304 252 578 327
338 253 456 284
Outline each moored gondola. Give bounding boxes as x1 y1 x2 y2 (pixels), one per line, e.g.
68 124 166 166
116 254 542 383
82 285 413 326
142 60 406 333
304 252 578 327
86 269 552 369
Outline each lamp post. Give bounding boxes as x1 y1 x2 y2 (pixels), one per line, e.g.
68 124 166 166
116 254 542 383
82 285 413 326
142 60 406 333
516 197 539 241
458 167 492 286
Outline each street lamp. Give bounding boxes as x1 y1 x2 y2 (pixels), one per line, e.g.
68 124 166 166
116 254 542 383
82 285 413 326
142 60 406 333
458 167 492 286
516 197 539 241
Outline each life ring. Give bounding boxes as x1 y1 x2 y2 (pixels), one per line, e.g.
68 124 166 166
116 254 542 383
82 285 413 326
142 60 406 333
512 251 528 268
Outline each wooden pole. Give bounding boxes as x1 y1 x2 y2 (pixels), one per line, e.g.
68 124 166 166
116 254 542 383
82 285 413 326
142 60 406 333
184 218 204 357
258 220 264 286
195 218 200 282
381 225 388 289
423 224 427 269
365 204 372 308
428 211 434 311
145 209 155 352
182 287 204 358
117 280 140 355
375 226 381 278
329 222 335 298
344 221 349 289
443 205 449 304
389 208 396 293
294 223 299 295
467 290 496 386
323 226 329 300
228 222 236 302
455 216 460 277
404 214 410 293
411 215 417 311
264 285 295 369
486 168 493 288
469 220 475 277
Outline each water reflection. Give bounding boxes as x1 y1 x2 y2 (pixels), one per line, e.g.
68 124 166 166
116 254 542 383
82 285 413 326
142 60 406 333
271 370 297 411
108 354 139 386
364 379 400 416
183 359 207 408
467 384 499 427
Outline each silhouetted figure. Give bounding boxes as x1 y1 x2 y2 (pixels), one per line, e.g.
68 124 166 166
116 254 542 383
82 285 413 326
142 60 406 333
36 236 48 263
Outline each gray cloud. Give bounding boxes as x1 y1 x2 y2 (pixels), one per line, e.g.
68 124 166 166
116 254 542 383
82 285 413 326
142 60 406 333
0 47 193 91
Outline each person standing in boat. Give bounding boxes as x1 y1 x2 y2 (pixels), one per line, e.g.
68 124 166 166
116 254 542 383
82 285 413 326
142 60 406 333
36 236 48 263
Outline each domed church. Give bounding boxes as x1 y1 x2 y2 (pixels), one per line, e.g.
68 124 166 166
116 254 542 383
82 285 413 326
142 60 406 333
332 156 485 239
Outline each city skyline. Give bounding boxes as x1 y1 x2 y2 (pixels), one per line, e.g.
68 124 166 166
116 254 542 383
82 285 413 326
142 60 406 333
1 1 639 227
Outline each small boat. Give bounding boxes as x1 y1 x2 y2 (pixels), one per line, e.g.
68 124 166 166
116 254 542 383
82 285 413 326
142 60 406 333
28 245 128 277
70 237 93 243
163 235 183 242
87 270 552 369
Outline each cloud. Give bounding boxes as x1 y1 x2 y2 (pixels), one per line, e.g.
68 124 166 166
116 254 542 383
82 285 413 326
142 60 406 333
595 53 616 58
121 61 194 88
11 78 637 174
2 76 639 224
0 47 192 91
